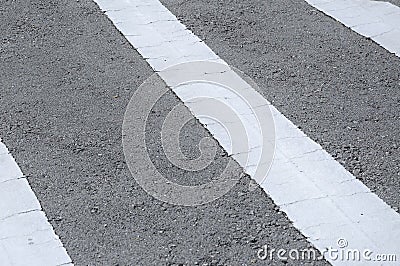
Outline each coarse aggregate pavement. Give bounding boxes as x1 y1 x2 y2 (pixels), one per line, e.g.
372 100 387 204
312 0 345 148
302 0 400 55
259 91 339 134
1 0 399 264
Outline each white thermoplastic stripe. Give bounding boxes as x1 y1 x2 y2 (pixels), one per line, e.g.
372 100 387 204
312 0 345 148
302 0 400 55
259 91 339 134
94 0 400 264
0 139 73 266
305 0 400 57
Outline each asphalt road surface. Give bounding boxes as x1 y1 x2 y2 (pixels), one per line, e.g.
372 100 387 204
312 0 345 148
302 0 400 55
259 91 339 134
0 0 399 265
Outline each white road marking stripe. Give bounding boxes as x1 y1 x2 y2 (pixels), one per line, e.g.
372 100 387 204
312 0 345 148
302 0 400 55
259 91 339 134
94 0 400 264
305 0 400 57
158 65 275 185
0 139 72 266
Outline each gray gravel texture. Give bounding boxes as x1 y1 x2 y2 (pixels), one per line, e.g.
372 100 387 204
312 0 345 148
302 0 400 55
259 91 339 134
0 0 330 265
160 0 400 211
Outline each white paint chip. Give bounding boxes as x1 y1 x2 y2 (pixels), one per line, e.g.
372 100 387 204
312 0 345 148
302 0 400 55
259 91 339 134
94 0 400 264
0 138 72 266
